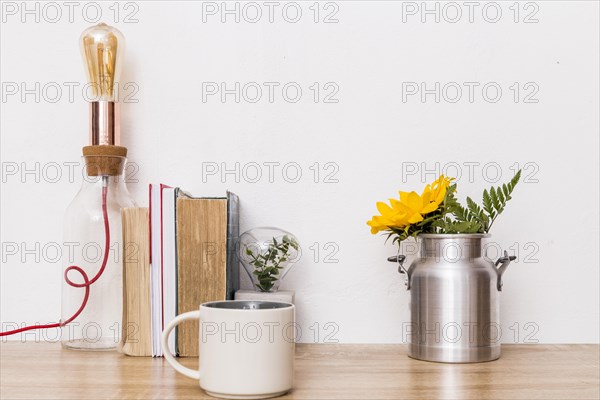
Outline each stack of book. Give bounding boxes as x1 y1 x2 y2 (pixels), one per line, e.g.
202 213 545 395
121 186 239 357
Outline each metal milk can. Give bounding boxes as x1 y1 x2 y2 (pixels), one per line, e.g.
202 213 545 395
389 234 515 363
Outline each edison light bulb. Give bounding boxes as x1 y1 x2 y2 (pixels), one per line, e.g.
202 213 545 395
80 23 125 146
80 22 124 101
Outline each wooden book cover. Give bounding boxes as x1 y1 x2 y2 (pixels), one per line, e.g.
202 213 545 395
176 197 228 357
121 207 152 357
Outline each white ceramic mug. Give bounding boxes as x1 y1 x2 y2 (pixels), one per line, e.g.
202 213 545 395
162 300 295 399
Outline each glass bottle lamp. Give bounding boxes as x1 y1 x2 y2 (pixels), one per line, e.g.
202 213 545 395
61 23 136 350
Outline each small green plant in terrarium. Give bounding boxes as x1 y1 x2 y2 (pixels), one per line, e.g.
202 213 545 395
240 227 300 293
245 235 299 292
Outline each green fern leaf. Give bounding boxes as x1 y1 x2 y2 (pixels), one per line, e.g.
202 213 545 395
483 189 494 215
490 187 501 211
480 169 522 232
497 187 505 204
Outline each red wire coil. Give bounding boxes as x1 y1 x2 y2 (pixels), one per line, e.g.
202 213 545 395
0 186 110 337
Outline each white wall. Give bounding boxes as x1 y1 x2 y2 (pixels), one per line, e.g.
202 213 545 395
1 1 598 344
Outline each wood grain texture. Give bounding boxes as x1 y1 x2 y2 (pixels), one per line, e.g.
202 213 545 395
1 343 598 399
120 207 152 357
176 198 227 357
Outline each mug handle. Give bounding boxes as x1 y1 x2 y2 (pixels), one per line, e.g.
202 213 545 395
161 310 202 380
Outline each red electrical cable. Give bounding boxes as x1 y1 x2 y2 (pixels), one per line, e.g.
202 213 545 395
0 185 110 337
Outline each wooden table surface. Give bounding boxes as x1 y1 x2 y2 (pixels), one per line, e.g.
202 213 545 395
1 343 598 399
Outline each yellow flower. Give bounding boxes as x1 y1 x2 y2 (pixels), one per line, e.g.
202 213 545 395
367 200 410 234
367 175 453 234
424 175 451 205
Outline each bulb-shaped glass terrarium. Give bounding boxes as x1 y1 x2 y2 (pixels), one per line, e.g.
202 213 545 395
239 227 300 292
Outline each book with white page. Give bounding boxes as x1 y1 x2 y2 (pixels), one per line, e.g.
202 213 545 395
149 184 177 357
149 184 162 357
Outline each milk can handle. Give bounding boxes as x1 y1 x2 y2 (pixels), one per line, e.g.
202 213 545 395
387 255 411 290
495 250 516 291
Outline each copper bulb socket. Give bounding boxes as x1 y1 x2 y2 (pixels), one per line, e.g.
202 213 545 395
90 101 120 146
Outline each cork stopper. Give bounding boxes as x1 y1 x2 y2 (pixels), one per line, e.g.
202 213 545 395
83 145 128 176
